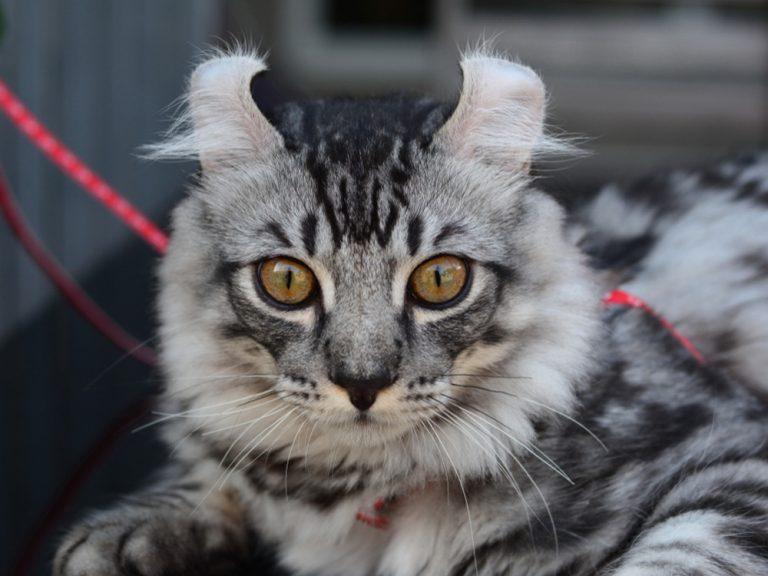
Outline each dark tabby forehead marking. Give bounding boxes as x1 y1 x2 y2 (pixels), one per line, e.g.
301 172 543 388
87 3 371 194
266 222 292 248
433 222 465 247
407 216 423 256
305 151 342 247
300 214 318 256
370 178 400 247
270 96 452 248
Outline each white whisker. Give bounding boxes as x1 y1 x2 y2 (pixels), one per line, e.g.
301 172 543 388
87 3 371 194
424 418 478 576
442 395 573 485
284 418 308 497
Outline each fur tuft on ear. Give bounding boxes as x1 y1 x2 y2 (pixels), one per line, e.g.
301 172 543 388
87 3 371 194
143 48 282 170
436 48 571 172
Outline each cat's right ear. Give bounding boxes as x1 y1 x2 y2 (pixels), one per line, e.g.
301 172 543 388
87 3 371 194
434 51 548 173
145 52 283 171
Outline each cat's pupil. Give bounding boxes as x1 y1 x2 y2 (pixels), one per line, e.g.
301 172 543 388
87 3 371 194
434 268 442 288
285 269 293 290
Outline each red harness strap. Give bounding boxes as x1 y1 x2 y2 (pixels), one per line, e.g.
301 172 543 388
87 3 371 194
355 498 391 529
602 289 706 364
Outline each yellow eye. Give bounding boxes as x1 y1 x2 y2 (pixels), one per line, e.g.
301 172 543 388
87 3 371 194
409 255 469 307
257 257 317 306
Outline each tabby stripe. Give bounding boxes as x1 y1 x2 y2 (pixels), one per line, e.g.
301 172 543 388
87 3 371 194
433 222 464 246
116 522 146 572
265 222 292 248
593 455 768 573
647 494 767 531
57 534 89 575
726 527 768 562
300 214 318 256
633 542 741 576
407 216 423 256
306 152 342 247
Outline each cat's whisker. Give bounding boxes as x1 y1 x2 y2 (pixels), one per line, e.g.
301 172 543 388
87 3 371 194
441 394 573 485
433 406 539 538
449 380 607 451
168 420 207 457
167 388 278 416
434 408 521 496
85 316 216 390
423 417 479 576
202 397 285 435
250 410 305 471
209 405 281 498
441 398 560 555
203 412 284 508
160 365 277 397
303 416 322 471
130 394 275 434
84 332 164 390
140 394 280 432
169 372 282 382
221 406 300 488
415 420 451 503
284 418 308 498
446 373 532 380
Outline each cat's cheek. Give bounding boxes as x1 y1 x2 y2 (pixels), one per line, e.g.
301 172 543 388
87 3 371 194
223 338 277 368
452 339 516 378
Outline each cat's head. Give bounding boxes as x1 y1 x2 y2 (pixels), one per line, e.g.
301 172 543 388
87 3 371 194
154 48 599 484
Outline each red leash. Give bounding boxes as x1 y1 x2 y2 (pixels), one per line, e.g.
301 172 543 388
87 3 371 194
0 79 168 253
0 172 157 366
0 78 165 576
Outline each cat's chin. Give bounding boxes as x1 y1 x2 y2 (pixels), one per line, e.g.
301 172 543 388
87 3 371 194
315 412 416 448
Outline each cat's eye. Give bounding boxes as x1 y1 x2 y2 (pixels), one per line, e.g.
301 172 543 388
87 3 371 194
409 255 469 308
256 257 317 307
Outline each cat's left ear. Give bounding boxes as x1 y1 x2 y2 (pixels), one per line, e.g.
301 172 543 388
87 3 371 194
145 51 283 171
435 52 546 173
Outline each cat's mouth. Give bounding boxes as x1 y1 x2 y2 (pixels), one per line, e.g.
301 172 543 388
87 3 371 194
354 413 372 425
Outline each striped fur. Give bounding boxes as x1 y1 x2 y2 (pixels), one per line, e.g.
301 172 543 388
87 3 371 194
54 50 768 576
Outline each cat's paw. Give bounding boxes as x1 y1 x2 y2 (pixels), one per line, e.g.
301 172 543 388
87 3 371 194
53 509 250 576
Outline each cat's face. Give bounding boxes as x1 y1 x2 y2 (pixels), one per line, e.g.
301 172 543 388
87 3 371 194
156 50 598 480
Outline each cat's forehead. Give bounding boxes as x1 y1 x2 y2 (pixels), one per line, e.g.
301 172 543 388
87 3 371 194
271 96 452 156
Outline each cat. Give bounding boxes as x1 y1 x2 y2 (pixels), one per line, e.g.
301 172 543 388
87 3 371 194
54 48 768 576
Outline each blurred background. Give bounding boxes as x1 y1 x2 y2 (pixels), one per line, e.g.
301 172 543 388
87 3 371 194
0 1 766 574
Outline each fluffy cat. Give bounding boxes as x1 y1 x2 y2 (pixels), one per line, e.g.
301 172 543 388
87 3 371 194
54 49 768 576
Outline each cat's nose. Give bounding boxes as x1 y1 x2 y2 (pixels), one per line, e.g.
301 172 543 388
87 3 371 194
331 369 395 411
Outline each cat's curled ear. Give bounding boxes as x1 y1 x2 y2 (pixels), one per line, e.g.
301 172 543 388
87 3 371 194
435 52 547 173
144 51 282 171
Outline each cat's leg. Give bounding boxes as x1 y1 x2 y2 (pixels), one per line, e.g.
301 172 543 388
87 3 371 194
53 463 256 576
601 462 768 575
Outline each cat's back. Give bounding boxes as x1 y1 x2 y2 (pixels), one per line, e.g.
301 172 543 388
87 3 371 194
573 151 768 396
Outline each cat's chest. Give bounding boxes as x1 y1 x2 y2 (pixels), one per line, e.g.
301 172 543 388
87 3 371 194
252 483 468 576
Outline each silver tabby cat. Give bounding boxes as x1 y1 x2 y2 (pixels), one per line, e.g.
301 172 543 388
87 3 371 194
54 48 768 576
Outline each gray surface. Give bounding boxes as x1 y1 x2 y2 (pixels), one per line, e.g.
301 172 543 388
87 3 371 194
0 0 220 340
0 1 221 573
